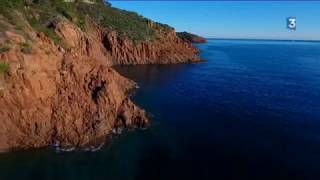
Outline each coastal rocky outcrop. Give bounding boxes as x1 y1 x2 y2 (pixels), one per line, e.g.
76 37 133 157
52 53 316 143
104 29 200 65
0 1 200 152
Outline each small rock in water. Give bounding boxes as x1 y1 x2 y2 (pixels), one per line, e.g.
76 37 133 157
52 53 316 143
112 127 123 135
90 143 104 152
55 145 75 152
117 127 123 134
82 142 105 152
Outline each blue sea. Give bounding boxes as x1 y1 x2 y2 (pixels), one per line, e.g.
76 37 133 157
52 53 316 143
1 39 320 180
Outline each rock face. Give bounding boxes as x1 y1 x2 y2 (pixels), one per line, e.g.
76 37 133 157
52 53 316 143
177 31 207 43
0 17 200 152
104 30 200 65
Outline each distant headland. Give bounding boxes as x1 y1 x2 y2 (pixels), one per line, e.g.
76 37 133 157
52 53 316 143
177 31 207 43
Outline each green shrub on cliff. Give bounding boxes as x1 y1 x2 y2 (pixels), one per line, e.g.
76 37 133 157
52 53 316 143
0 62 10 73
0 0 25 9
19 42 32 54
28 18 61 45
0 0 23 25
0 44 11 53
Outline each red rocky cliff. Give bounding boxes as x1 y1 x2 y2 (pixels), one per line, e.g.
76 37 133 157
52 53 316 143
0 18 200 152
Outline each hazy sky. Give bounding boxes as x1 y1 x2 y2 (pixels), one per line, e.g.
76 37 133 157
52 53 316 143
110 1 320 40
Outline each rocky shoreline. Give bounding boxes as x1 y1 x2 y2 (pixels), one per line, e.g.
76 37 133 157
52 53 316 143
0 4 202 152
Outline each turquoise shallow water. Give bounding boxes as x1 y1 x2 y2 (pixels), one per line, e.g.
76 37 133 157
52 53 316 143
1 39 320 180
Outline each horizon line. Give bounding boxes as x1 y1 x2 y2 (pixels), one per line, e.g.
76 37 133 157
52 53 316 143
203 37 320 42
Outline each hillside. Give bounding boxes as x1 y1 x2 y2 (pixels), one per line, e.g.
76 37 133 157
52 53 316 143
1 0 172 41
0 0 200 152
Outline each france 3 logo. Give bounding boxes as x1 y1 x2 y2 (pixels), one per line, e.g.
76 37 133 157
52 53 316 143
287 17 296 30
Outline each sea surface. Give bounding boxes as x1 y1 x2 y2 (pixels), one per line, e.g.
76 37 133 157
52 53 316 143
1 39 320 180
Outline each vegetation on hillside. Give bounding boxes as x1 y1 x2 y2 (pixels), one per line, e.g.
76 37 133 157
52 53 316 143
0 43 11 53
0 0 173 42
0 62 9 73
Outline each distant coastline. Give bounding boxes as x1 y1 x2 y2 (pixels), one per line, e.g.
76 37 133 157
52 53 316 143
206 38 320 43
